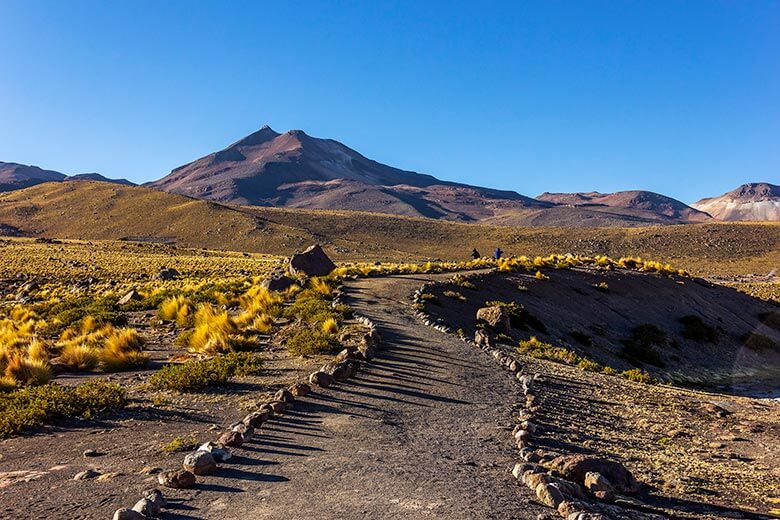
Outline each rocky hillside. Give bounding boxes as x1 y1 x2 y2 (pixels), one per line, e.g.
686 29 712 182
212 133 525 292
537 190 711 223
693 182 780 221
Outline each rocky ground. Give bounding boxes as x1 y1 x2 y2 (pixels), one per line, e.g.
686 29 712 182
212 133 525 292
0 272 777 519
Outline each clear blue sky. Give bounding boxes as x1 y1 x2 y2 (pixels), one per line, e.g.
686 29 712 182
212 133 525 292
1 1 777 203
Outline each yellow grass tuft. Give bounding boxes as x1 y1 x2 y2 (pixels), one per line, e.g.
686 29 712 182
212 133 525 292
3 354 52 386
321 317 339 334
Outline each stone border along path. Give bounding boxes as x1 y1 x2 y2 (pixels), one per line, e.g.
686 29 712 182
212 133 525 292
411 272 673 520
111 289 382 520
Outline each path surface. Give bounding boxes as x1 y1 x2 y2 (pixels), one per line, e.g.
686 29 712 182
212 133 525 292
237 273 543 519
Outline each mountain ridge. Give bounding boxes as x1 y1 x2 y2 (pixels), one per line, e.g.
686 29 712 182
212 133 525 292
692 182 779 221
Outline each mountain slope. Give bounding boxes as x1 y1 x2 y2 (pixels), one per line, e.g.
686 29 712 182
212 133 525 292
0 181 777 276
0 161 66 191
537 190 712 223
66 173 136 186
692 183 780 221
148 125 552 222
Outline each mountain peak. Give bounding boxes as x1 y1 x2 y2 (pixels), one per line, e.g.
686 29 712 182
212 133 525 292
693 182 780 221
228 125 281 149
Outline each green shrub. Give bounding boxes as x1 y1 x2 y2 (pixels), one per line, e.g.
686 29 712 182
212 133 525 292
451 275 477 290
679 315 718 343
162 434 197 453
286 329 336 356
419 293 439 304
518 336 579 365
284 293 341 323
621 368 656 384
442 290 466 301
0 380 126 437
147 352 263 393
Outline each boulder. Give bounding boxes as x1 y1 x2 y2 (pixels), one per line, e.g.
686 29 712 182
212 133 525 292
476 306 510 333
260 271 297 292
113 508 146 520
182 450 217 475
73 469 100 480
269 401 286 414
309 371 333 387
157 469 196 489
274 389 294 403
536 482 566 508
549 455 639 494
143 488 166 509
474 329 491 348
289 382 311 397
155 268 180 281
231 422 254 441
132 497 159 517
118 289 142 305
242 410 270 428
218 430 244 447
198 442 232 462
288 245 336 278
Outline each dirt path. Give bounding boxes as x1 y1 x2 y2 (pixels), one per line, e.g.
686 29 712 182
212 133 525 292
237 273 544 519
1 272 544 519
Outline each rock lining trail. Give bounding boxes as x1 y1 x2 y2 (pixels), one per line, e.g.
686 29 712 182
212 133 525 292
235 272 545 519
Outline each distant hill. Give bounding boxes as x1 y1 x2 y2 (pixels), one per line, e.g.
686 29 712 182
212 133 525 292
692 183 780 221
0 161 134 191
0 181 777 277
0 161 66 191
65 173 135 186
148 125 549 222
537 190 712 223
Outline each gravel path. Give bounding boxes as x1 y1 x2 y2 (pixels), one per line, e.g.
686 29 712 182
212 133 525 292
236 273 544 519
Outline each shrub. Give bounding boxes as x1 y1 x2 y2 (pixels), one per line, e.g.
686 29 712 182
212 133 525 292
58 343 100 371
187 305 238 354
162 434 197 453
321 318 339 334
147 352 263 393
577 358 604 372
287 329 336 356
679 315 718 343
157 296 193 327
419 293 439 304
535 271 550 281
308 277 336 299
442 290 466 301
518 336 579 365
621 368 656 384
3 354 52 386
0 380 126 437
285 293 340 323
451 274 477 290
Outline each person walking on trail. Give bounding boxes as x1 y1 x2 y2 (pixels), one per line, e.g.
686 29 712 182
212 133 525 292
471 248 481 260
493 247 503 260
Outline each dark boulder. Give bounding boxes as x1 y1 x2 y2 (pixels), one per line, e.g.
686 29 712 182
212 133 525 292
289 245 336 278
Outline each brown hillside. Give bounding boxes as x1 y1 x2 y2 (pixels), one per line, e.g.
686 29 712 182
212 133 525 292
0 181 777 276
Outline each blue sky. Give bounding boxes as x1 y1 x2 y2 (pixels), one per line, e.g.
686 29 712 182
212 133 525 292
1 1 777 203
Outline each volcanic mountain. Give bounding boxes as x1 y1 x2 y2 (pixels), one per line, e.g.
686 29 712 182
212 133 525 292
537 190 712 223
692 183 780 221
148 125 551 222
0 161 134 191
